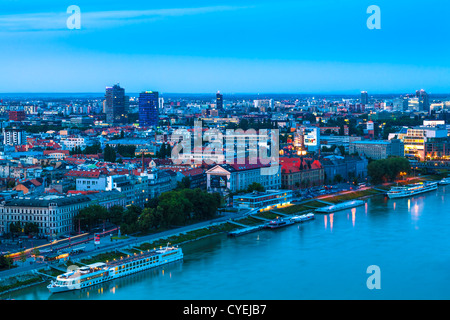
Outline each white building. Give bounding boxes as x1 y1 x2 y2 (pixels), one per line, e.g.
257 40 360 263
0 194 91 236
206 161 281 195
3 128 26 146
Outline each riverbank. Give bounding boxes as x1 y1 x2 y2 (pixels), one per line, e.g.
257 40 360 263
0 175 442 296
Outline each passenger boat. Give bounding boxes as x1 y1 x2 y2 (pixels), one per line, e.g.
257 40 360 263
264 218 295 229
315 200 365 213
47 244 183 294
290 213 315 223
386 182 438 199
438 178 450 186
227 225 263 237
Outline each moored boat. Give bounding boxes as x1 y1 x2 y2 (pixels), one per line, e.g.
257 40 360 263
264 218 295 229
47 244 183 294
315 200 365 213
387 181 438 199
438 178 450 185
290 213 315 223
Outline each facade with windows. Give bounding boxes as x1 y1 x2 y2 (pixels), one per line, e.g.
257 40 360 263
233 189 293 209
0 194 91 236
139 91 159 127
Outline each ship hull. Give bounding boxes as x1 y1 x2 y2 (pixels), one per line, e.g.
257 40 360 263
48 249 183 294
387 184 437 199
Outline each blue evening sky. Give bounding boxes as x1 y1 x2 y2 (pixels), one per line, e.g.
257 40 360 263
0 0 449 94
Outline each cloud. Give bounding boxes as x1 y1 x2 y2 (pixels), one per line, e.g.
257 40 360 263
0 5 249 32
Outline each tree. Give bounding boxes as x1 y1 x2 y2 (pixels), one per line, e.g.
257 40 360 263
177 176 191 189
368 157 410 184
109 205 125 226
0 255 13 270
23 222 39 235
74 205 108 232
247 182 265 193
333 174 343 184
103 145 116 162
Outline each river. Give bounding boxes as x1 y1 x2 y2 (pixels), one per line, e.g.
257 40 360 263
3 186 450 300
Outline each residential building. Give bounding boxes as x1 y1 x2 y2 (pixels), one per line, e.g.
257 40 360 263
349 139 404 160
3 128 26 146
279 157 324 189
0 194 91 236
206 159 281 195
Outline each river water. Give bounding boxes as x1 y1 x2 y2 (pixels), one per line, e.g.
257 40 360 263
4 186 450 300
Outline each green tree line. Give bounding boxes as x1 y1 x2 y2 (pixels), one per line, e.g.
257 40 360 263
367 157 411 185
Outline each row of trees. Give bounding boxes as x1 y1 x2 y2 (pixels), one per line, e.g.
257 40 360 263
156 143 172 159
74 188 222 235
70 142 102 155
367 157 411 184
8 221 39 236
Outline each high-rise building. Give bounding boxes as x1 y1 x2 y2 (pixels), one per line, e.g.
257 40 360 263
361 91 369 105
3 128 26 146
139 91 159 127
416 89 430 113
105 84 128 124
216 91 223 110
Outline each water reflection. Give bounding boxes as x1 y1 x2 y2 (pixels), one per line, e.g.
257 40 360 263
351 208 356 227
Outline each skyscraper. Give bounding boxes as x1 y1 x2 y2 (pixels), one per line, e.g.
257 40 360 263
139 91 159 127
105 84 128 124
416 89 430 113
216 91 223 110
361 91 369 105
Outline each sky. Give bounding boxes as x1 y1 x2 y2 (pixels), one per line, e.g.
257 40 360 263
0 0 450 94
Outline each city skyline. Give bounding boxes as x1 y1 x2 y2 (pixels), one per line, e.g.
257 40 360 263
1 0 450 93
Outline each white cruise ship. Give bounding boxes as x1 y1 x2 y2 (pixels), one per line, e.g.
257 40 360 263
47 244 183 294
387 182 438 199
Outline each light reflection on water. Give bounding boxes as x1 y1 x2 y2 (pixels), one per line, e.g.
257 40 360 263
3 187 450 300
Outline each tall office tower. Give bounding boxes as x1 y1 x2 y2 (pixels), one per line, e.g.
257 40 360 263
416 89 430 113
105 84 128 124
361 91 369 105
402 95 409 111
216 91 223 110
139 91 159 127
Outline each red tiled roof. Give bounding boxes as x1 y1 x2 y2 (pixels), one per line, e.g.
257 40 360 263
279 157 322 173
65 170 101 178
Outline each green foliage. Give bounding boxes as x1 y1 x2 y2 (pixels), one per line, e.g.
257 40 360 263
156 143 172 159
103 144 116 162
246 182 265 193
23 222 39 235
368 157 411 184
0 255 13 270
117 144 136 158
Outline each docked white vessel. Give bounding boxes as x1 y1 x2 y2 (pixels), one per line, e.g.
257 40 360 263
315 200 365 213
47 244 183 294
290 213 315 222
387 182 438 199
438 178 450 185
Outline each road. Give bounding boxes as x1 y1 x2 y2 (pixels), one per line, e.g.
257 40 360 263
0 209 253 279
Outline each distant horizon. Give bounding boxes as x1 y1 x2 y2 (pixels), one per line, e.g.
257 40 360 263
1 91 450 100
